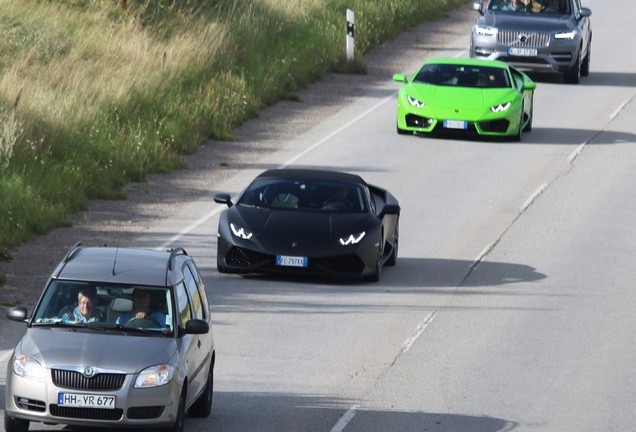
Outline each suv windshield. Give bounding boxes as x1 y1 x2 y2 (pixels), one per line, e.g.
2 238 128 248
32 280 174 333
488 0 570 14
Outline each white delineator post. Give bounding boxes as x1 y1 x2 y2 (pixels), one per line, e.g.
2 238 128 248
346 9 355 62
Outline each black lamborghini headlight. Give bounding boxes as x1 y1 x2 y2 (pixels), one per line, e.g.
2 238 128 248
230 223 253 240
339 231 366 246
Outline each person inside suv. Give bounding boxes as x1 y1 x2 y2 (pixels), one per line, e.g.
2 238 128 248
115 288 167 327
61 287 104 323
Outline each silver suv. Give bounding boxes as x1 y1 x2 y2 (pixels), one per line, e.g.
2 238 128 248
4 243 215 432
469 0 592 83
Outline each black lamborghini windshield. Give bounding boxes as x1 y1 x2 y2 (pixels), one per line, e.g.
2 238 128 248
238 178 369 213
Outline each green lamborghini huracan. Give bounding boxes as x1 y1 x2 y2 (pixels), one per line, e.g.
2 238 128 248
392 57 536 140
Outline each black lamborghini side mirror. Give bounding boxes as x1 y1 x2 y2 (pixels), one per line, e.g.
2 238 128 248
214 193 233 207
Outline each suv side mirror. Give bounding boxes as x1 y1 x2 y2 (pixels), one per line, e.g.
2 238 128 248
7 306 28 323
473 1 484 15
184 319 210 335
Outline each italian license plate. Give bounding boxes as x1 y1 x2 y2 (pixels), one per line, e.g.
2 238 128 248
58 392 116 409
508 47 538 57
443 120 468 129
276 255 308 267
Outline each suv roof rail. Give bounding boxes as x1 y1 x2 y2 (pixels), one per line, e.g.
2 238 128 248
166 247 188 285
62 241 83 263
52 241 83 278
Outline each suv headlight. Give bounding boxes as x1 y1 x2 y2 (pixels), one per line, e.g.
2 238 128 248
134 364 174 388
474 25 496 36
13 354 44 382
555 31 576 40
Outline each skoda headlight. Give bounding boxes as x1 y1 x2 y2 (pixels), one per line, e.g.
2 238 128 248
13 354 44 382
474 24 496 36
230 222 253 240
491 102 511 112
134 364 174 388
555 31 576 40
407 95 426 108
339 232 366 246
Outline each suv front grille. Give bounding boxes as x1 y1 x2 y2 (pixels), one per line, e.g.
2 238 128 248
52 369 126 391
50 404 124 421
498 31 549 47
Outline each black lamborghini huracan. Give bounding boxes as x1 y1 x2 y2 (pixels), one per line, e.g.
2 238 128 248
213 168 400 282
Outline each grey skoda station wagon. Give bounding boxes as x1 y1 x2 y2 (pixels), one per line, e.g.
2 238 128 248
4 243 215 432
470 0 592 84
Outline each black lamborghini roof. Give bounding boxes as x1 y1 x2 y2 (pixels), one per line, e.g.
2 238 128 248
256 168 366 184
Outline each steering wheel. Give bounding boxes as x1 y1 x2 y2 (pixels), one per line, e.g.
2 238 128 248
322 198 353 210
126 317 161 328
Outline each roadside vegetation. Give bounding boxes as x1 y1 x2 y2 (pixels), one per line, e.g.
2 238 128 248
0 0 464 277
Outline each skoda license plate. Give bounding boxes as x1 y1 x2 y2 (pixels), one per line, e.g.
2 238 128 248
443 120 467 130
508 47 537 57
58 392 115 409
276 255 308 267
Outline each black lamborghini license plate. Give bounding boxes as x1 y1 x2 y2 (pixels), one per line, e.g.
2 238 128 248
276 255 308 267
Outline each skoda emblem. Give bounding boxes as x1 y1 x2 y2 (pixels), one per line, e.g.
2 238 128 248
83 366 96 378
291 241 298 248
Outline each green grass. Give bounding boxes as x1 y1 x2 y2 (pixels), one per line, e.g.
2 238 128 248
0 0 465 274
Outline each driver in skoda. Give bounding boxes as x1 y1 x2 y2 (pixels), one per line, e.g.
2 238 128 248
116 288 166 327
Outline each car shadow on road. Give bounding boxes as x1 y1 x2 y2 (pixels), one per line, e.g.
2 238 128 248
190 391 518 432
208 256 545 291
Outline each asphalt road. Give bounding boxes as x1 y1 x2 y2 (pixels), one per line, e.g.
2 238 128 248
2 0 636 431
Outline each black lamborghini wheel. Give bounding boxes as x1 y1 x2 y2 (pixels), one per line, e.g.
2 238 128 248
386 220 399 267
369 231 384 282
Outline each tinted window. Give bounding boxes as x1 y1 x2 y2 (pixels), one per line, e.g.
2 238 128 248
238 178 368 213
175 281 192 328
414 64 510 88
183 265 204 321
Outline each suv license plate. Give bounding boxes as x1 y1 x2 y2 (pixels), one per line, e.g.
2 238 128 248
443 120 468 129
58 393 116 409
276 255 308 267
508 47 538 57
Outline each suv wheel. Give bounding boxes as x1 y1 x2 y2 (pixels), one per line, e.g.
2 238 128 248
564 50 581 84
162 389 186 432
189 365 214 417
581 45 591 76
4 415 29 432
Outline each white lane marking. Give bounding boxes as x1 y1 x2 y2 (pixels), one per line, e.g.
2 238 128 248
281 94 395 168
567 142 587 164
157 207 224 250
609 97 632 121
521 183 548 213
398 312 438 357
330 406 358 432
329 312 438 432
